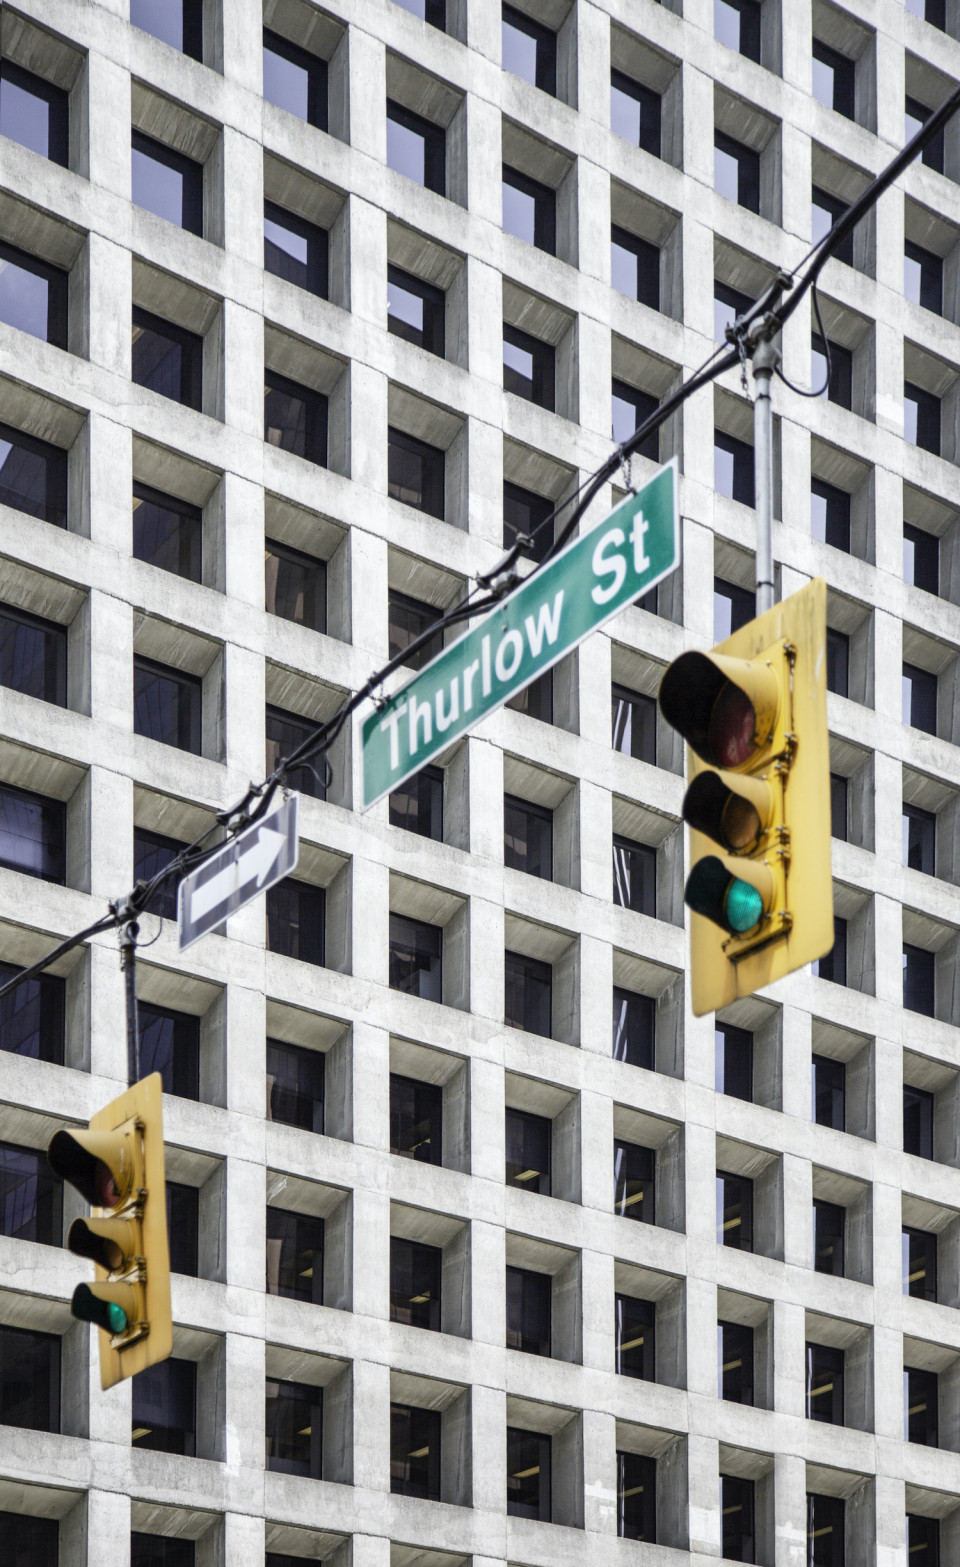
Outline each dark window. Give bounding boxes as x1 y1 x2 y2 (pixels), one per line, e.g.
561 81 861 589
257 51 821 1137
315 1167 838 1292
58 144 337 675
266 1038 324 1133
388 264 445 356
132 1357 196 1454
830 774 848 841
903 802 936 874
267 878 326 966
611 224 660 310
812 38 855 119
502 4 557 94
721 1474 755 1563
905 1366 939 1446
388 588 443 670
715 1021 753 1101
139 1003 200 1100
131 0 203 58
616 1294 655 1380
613 834 656 915
0 1325 58 1431
266 1206 324 1304
506 1266 551 1355
905 381 940 455
388 427 445 520
903 943 936 1017
826 628 849 698
714 130 760 213
718 1320 754 1405
905 240 943 315
0 60 68 166
133 307 202 410
811 334 852 409
717 1171 753 1250
613 986 655 1070
264 200 328 297
504 948 552 1036
264 370 328 466
506 668 553 722
133 827 186 921
503 322 555 410
904 1084 935 1159
614 1138 655 1224
166 1182 198 1278
505 1107 551 1194
903 1226 937 1300
907 1515 940 1567
507 1427 550 1520
390 1403 441 1498
262 29 327 129
389 1236 441 1329
612 684 656 763
810 478 851 551
0 603 66 706
811 915 847 985
387 99 445 194
265 1378 322 1477
813 1200 845 1275
2 1514 59 1567
903 522 939 595
134 655 201 753
906 95 945 175
903 663 937 734
806 1342 844 1425
133 482 202 582
0 240 67 349
807 1493 844 1567
131 130 203 235
0 782 65 884
502 164 556 255
389 912 442 1001
390 765 444 840
714 576 756 640
715 0 762 60
0 421 67 527
907 0 946 25
714 432 755 506
0 1141 62 1243
264 537 326 632
265 704 325 800
504 795 553 879
618 1450 657 1541
390 1073 443 1165
812 1054 845 1129
132 1536 195 1567
610 69 661 156
503 480 553 562
715 280 752 344
393 0 446 26
812 185 854 266
612 380 658 458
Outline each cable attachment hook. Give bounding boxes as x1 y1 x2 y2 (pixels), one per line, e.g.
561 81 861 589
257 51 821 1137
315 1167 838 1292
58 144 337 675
618 442 636 495
727 318 752 397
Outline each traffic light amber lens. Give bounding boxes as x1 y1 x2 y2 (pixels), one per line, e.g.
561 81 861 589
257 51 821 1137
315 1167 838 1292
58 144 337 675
708 684 756 768
720 793 760 851
724 878 764 933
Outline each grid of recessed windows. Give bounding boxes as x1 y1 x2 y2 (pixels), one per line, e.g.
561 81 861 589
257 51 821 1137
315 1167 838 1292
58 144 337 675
0 0 958 1560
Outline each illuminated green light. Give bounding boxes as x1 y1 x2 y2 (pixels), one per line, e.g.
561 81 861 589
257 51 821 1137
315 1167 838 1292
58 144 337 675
724 879 763 933
106 1303 128 1334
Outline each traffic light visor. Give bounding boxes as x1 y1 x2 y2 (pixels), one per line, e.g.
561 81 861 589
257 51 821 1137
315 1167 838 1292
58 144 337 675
68 1217 129 1272
71 1282 136 1336
659 651 779 768
685 852 774 936
682 769 774 853
48 1128 132 1208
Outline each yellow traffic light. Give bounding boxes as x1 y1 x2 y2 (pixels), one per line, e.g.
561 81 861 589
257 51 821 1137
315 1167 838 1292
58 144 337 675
47 1072 172 1389
659 577 833 1015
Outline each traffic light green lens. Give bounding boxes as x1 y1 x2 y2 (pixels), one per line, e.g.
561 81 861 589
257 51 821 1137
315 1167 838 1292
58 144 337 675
106 1302 127 1334
725 878 763 933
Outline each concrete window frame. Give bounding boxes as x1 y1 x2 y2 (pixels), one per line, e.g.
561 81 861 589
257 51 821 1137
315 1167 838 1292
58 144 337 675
610 178 681 320
264 1343 352 1483
611 794 681 927
389 1199 470 1338
501 117 577 267
0 8 84 173
386 51 465 208
614 1418 687 1549
610 22 682 167
614 1103 683 1234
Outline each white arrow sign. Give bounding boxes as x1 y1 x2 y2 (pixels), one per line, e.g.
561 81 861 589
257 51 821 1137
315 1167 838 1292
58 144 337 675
178 793 299 951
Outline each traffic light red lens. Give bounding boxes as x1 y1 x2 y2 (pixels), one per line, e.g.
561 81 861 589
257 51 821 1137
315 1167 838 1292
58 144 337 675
707 684 755 767
95 1163 121 1208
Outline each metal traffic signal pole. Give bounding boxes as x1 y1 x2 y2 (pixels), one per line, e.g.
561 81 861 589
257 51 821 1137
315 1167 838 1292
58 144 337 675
112 895 141 1087
752 335 780 617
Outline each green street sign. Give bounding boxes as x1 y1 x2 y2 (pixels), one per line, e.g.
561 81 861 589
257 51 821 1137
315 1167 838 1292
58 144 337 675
361 459 679 810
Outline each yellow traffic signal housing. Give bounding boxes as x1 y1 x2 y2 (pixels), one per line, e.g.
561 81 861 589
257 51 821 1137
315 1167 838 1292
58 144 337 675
659 577 833 1015
47 1072 172 1389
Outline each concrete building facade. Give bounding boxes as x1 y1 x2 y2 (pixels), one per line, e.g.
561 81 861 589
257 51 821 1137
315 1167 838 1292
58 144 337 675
1 0 960 1562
